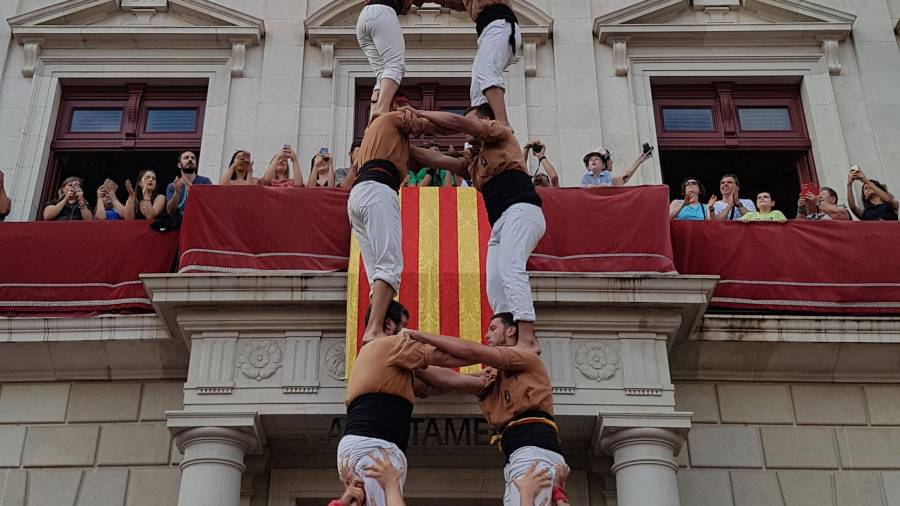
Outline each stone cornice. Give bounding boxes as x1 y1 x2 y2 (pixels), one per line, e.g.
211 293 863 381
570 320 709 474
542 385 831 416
594 22 852 46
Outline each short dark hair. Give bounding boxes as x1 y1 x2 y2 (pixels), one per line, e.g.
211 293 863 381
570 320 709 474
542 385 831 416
178 150 195 163
491 312 518 335
720 173 740 187
364 300 410 333
756 191 774 204
863 179 890 208
821 186 838 202
349 140 362 156
681 177 705 199
463 104 495 120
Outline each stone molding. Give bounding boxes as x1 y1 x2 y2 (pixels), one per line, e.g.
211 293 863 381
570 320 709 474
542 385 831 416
173 426 258 472
600 427 685 473
167 410 265 453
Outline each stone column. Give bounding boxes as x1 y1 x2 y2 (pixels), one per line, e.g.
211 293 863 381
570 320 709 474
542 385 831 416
600 427 684 506
174 426 258 506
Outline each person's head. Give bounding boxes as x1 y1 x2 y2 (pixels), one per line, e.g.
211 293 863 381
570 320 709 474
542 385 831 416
819 187 838 205
533 173 551 188
390 93 413 112
719 174 740 197
863 179 888 206
137 170 159 200
177 151 197 174
363 300 410 337
681 177 704 199
271 154 289 177
463 104 495 147
311 150 331 174
229 150 252 179
485 312 518 347
583 148 612 173
756 191 774 212
57 176 83 201
349 140 362 166
421 142 441 153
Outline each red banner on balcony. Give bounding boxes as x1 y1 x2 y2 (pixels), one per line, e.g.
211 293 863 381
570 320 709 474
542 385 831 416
344 185 676 375
671 220 900 314
0 221 178 316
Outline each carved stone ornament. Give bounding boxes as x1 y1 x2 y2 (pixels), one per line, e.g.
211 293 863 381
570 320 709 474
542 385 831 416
237 340 283 381
575 341 621 381
325 342 346 380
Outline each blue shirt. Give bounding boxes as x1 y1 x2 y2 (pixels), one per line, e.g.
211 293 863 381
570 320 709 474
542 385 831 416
580 170 613 187
675 203 708 221
104 208 122 220
166 175 212 214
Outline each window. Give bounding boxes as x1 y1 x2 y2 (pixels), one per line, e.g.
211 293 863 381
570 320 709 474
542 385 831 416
738 107 792 131
145 109 198 132
661 108 715 132
70 109 124 132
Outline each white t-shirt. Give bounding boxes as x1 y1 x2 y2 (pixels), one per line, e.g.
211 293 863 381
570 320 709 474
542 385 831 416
713 199 757 221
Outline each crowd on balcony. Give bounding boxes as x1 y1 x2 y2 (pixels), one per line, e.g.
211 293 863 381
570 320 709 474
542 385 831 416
0 143 896 224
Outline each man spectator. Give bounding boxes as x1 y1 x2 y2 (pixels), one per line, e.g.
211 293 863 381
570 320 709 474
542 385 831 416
336 140 362 188
0 170 11 221
712 173 756 220
740 191 787 222
579 147 650 188
166 150 212 215
797 186 851 221
524 140 559 188
407 143 453 187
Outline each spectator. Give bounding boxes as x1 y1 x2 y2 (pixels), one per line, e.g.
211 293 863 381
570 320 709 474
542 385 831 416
407 143 452 187
93 180 126 220
262 145 302 188
712 173 756 220
0 169 11 221
220 150 258 185
796 186 850 221
166 151 212 215
336 140 362 188
43 176 93 221
524 140 559 188
513 462 552 506
670 177 716 220
308 149 336 188
579 147 650 187
362 448 405 506
125 170 165 221
740 191 787 222
847 165 899 221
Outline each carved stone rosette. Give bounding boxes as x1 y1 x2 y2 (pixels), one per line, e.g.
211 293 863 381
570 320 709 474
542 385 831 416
575 341 621 381
237 340 283 381
325 342 346 380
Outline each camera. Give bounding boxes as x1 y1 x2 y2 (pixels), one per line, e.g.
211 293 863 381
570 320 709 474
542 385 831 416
532 143 544 153
642 143 654 156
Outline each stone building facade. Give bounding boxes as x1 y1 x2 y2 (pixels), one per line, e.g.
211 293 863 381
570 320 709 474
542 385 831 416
2 0 900 505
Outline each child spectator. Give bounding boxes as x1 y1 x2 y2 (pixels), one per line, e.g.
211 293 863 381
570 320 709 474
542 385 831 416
0 170 11 221
524 140 559 188
125 170 165 221
43 176 93 221
580 147 650 187
308 149 336 188
220 150 258 185
406 143 452 187
741 191 787 222
670 177 716 220
847 165 899 221
93 180 126 220
262 146 302 188
796 186 850 221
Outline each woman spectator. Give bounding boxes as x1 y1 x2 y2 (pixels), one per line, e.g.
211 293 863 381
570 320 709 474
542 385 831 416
262 146 302 188
220 150 258 185
125 170 165 221
847 165 899 221
43 176 93 221
308 149 336 188
669 177 716 220
93 180 126 220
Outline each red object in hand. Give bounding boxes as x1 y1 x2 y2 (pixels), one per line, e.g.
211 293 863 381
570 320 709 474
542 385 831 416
552 485 569 505
327 500 345 506
799 182 819 198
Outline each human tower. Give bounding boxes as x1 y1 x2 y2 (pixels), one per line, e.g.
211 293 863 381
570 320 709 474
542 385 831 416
336 1 569 505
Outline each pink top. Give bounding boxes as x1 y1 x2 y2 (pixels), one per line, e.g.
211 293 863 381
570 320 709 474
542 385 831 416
269 178 294 188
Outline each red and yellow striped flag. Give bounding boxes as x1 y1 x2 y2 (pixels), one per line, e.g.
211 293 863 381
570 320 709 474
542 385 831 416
345 187 493 376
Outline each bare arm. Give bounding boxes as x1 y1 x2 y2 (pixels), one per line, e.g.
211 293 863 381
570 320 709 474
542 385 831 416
413 109 486 138
0 193 10 217
862 173 899 211
94 199 107 220
410 145 469 177
612 152 650 187
341 162 358 190
261 155 279 184
415 367 484 396
148 194 165 220
290 155 304 187
326 161 336 188
818 200 851 221
43 198 68 221
166 183 181 215
846 179 862 219
408 330 508 369
219 162 237 186
306 160 316 187
669 199 686 220
539 157 560 188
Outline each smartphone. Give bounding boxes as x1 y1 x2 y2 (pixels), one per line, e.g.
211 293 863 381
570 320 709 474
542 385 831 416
319 147 328 155
283 144 291 150
642 143 654 156
800 183 819 198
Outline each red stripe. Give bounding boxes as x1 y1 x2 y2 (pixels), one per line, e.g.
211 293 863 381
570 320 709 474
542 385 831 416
476 194 492 343
356 257 370 353
439 188 460 338
399 188 420 330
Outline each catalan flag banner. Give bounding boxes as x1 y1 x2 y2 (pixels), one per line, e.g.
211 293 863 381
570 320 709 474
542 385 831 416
344 185 678 376
346 186 493 376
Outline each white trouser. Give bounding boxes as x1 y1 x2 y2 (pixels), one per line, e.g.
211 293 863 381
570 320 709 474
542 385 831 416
503 446 567 506
348 181 403 294
357 4 406 93
338 435 408 506
486 203 545 322
471 19 522 106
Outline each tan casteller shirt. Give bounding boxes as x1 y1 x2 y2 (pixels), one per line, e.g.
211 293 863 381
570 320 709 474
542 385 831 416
346 334 436 405
449 119 528 191
358 109 431 183
477 346 554 429
439 0 513 22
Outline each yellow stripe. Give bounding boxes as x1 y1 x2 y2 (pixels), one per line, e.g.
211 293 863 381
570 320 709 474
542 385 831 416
418 187 440 334
456 188 482 375
344 233 361 379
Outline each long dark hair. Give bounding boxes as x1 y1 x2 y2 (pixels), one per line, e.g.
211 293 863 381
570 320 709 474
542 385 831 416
863 179 889 208
229 151 251 181
681 177 705 199
134 170 160 219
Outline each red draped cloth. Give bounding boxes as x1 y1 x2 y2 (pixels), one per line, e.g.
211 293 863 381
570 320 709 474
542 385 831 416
672 220 900 314
0 221 178 316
